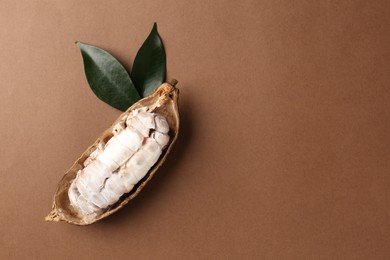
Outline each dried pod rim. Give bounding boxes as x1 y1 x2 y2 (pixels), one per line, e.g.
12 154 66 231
46 82 179 225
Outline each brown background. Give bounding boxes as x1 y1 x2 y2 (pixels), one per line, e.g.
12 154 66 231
1 0 390 259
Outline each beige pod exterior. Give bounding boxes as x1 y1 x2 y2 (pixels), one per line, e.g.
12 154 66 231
45 82 179 225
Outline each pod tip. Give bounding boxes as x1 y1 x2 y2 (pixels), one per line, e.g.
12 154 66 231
45 210 61 222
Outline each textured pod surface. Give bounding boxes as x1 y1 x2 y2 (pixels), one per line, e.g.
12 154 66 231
46 83 179 225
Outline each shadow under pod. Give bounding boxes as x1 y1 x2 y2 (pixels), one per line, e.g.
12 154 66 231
97 96 195 227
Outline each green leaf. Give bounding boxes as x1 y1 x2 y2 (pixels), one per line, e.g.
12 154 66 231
76 41 141 111
131 23 166 97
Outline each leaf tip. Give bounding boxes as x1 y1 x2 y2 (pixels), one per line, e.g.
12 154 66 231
75 41 84 49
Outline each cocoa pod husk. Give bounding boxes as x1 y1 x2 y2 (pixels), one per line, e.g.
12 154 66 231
45 82 179 225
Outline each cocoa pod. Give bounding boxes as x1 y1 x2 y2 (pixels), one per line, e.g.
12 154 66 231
45 82 179 225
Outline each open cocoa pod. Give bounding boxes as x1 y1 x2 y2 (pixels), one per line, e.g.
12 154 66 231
45 82 179 225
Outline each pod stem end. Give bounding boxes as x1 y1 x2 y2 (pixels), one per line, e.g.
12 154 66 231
169 79 178 87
